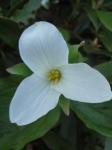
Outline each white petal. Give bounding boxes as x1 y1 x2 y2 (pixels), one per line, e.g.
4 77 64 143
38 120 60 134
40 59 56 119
19 21 68 76
9 74 60 125
54 63 112 103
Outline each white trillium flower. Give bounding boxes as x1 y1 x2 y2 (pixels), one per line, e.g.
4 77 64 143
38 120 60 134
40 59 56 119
9 21 112 126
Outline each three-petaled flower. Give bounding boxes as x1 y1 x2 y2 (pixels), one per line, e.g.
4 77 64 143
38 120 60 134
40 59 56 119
9 21 112 126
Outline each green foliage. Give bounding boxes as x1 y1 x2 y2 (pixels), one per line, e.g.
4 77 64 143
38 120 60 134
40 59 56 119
10 0 24 8
86 7 100 31
7 63 32 76
43 131 71 150
0 17 20 48
59 28 71 42
0 108 60 150
99 29 112 52
96 61 112 81
71 101 112 137
59 96 70 116
68 44 84 63
11 0 41 23
97 11 112 32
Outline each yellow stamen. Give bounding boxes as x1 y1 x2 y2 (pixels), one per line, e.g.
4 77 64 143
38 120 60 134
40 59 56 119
48 69 61 83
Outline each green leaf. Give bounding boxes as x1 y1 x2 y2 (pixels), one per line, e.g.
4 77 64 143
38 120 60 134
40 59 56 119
59 96 70 116
0 76 60 150
71 101 112 137
86 8 100 31
0 76 24 121
95 61 112 80
7 63 32 76
0 108 60 150
0 17 20 48
68 44 84 63
10 0 26 15
10 0 24 8
11 0 41 23
59 27 70 41
99 29 112 52
97 11 112 32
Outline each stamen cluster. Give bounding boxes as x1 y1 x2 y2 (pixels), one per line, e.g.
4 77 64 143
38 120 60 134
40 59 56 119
48 69 61 83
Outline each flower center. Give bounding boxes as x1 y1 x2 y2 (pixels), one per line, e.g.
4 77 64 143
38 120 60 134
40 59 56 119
48 69 61 83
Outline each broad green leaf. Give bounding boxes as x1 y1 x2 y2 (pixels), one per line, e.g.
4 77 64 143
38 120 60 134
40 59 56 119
59 96 70 116
0 76 24 121
99 29 112 52
97 11 112 32
11 0 41 23
95 61 112 80
86 8 100 31
0 17 20 48
7 63 32 76
59 28 70 41
71 101 112 137
0 76 60 150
